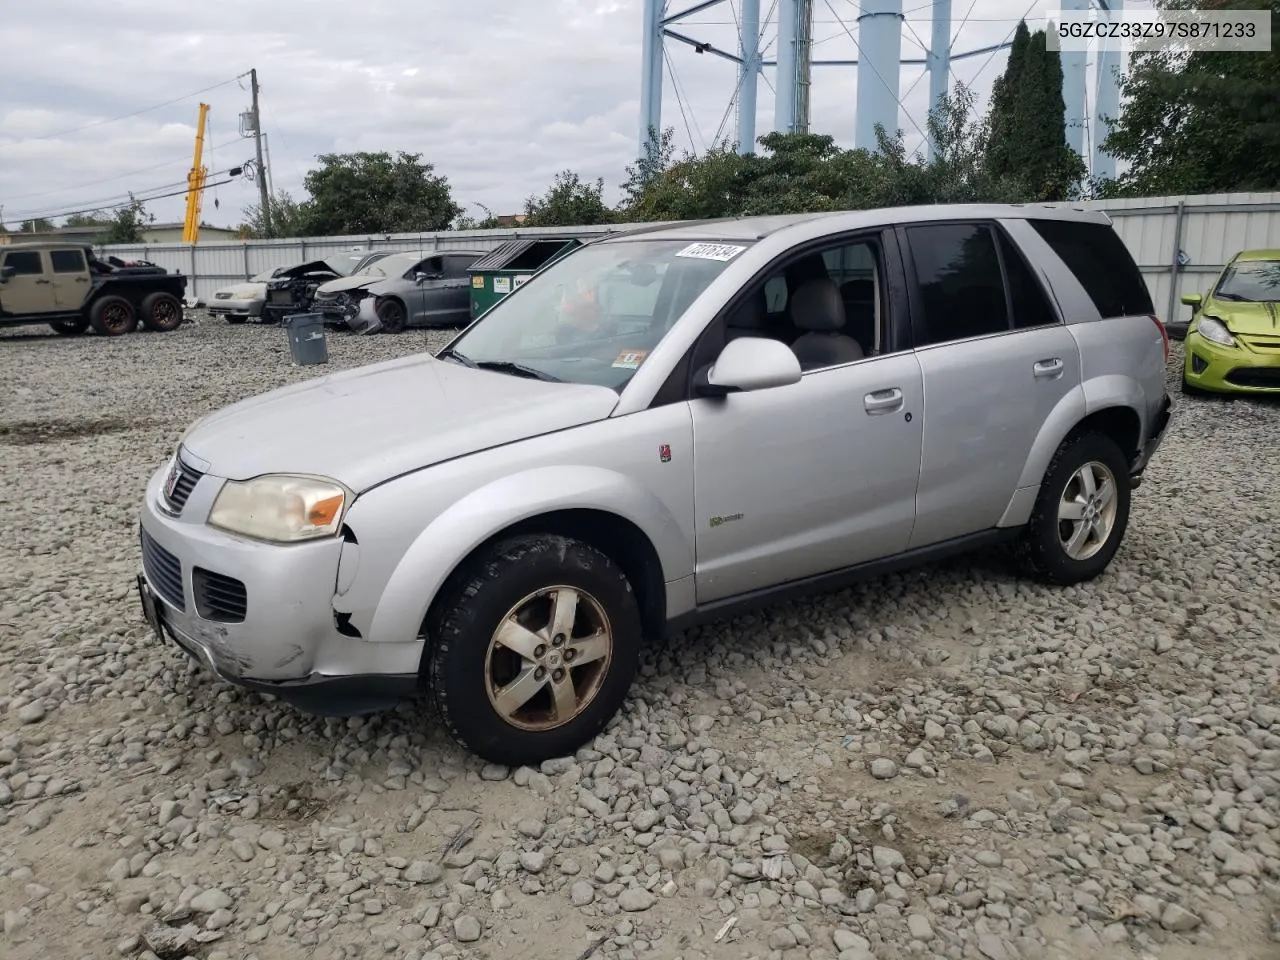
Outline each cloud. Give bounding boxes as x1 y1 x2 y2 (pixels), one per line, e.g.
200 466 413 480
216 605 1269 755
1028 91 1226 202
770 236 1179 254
0 0 1058 230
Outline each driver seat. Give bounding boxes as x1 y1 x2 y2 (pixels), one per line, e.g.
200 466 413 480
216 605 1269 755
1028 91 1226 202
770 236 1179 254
789 278 865 371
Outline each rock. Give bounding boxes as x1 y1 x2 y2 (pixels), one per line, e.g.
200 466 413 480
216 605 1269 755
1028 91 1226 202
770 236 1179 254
570 881 595 906
870 758 899 780
480 764 508 781
833 929 871 952
873 846 905 873
768 927 799 950
924 719 946 740
453 914 482 942
405 860 443 884
977 934 1009 959
907 914 933 940
519 851 547 874
16 701 46 724
189 889 232 913
618 888 655 912
1161 903 1202 932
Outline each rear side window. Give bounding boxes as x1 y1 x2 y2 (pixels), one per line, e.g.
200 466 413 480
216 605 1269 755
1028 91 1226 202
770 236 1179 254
4 251 43 275
906 223 1010 345
1028 218 1153 318
51 249 86 273
997 231 1059 329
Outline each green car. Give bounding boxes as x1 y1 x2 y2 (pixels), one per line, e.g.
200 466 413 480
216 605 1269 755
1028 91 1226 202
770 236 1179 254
1181 249 1280 396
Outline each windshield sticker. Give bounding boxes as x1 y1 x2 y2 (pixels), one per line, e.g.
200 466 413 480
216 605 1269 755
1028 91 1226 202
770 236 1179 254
676 242 747 262
612 349 649 370
493 276 512 294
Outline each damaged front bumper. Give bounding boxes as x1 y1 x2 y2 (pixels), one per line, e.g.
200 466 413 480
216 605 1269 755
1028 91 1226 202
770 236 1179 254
136 460 419 715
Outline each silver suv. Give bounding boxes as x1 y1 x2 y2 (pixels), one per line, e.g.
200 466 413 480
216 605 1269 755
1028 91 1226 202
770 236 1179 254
136 205 1173 766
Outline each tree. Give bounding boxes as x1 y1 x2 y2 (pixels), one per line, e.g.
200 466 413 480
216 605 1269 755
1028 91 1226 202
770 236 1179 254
298 151 460 236
985 21 1085 201
101 196 154 245
453 203 504 231
63 212 110 228
523 171 615 227
1100 0 1280 195
240 189 305 238
19 218 55 233
620 126 678 212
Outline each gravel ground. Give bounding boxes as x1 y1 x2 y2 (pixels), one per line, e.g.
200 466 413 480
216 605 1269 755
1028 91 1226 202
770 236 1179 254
2 313 1279 960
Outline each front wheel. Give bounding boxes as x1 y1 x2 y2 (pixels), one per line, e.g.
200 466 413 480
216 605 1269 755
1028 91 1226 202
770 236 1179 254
50 317 90 336
1020 431 1132 585
427 535 642 767
376 298 407 334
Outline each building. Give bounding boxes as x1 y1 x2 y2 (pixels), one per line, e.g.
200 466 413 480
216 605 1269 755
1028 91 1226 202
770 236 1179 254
139 222 241 243
0 224 104 246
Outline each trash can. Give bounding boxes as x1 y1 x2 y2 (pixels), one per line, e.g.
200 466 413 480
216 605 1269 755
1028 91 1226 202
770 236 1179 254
284 312 328 366
468 237 585 320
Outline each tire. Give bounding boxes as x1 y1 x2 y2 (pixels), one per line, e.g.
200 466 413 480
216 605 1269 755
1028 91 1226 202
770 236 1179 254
377 298 407 334
1020 430 1132 586
88 295 137 336
225 315 248 325
49 317 89 336
140 291 184 332
428 534 642 767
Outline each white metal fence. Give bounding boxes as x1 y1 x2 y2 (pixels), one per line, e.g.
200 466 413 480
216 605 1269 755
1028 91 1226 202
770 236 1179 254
97 192 1280 324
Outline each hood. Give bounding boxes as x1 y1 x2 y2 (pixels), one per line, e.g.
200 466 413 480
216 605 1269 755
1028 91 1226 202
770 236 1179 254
316 274 380 296
180 354 621 491
1207 298 1280 336
271 259 340 283
214 281 267 300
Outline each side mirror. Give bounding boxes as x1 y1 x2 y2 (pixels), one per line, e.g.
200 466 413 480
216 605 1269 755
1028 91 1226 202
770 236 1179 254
1180 293 1202 309
0 265 13 281
694 337 802 397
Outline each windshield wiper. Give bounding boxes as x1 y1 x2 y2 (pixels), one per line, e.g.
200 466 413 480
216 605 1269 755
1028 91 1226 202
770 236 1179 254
474 360 562 382
436 346 477 367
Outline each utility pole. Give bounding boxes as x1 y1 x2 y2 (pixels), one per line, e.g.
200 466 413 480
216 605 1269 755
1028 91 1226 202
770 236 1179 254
249 68 272 237
797 0 814 134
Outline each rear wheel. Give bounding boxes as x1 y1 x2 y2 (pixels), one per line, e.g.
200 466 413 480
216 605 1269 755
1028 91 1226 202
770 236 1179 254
140 291 184 332
89 295 137 336
377 298 407 334
1020 431 1131 585
427 534 642 766
225 314 248 325
49 317 89 336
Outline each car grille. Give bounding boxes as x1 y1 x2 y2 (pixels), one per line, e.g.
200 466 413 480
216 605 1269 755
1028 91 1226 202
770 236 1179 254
1239 334 1280 352
269 288 294 304
1225 367 1280 388
214 292 233 300
193 568 248 623
141 527 184 611
164 457 203 513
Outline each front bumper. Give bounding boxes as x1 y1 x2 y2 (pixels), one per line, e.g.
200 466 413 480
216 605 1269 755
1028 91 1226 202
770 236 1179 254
1184 330 1280 394
136 459 420 715
208 297 264 318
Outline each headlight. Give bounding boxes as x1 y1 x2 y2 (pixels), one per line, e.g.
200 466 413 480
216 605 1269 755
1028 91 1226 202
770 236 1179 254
1197 315 1235 347
209 475 349 543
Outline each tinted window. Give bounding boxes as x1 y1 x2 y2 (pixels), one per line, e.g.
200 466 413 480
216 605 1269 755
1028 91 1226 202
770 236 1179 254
906 223 1010 345
997 232 1058 329
444 255 475 278
4 251 43 275
1028 218 1153 318
51 249 85 273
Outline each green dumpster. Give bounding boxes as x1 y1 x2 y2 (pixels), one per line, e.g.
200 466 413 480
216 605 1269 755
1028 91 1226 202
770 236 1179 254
468 237 584 320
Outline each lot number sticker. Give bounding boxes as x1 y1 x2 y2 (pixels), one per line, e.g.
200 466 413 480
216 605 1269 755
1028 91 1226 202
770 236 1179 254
676 242 747 262
493 276 512 294
612 349 649 370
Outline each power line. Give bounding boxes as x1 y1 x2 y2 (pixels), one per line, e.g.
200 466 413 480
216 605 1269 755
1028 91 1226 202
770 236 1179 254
9 167 246 224
1 138 242 204
0 75 246 147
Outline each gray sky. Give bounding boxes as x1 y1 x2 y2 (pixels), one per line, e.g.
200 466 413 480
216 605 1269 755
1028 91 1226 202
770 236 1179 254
0 0 1101 231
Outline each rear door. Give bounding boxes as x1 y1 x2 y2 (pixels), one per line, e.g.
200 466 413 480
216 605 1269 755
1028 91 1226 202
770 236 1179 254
405 256 442 324
49 248 90 307
900 220 1082 549
0 249 56 314
439 254 478 325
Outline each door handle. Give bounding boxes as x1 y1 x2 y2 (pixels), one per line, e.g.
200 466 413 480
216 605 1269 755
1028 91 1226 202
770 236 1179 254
1033 358 1064 378
35 278 51 285
864 387 904 414
74 277 89 282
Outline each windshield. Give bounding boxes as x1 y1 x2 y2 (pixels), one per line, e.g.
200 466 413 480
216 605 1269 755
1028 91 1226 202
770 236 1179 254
325 253 382 276
1215 259 1280 302
250 269 281 282
442 237 751 391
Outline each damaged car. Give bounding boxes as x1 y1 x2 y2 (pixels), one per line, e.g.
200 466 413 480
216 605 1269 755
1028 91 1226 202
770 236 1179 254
260 250 389 325
312 250 484 334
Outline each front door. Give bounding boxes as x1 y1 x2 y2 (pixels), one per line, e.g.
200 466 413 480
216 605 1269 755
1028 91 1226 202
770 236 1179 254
691 352 926 603
0 249 56 314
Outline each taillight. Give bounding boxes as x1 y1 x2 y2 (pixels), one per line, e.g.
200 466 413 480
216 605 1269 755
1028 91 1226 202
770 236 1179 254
1148 313 1169 362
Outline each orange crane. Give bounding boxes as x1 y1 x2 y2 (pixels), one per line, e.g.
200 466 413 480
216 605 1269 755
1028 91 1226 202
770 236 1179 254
181 103 210 244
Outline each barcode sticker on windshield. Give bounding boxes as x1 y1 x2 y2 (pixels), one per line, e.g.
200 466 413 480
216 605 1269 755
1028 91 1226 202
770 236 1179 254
676 243 747 262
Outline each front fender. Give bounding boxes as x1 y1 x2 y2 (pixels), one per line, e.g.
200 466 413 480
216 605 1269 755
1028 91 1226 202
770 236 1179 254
365 464 692 646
